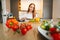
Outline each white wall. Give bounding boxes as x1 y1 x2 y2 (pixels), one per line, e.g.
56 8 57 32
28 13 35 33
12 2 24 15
21 0 41 10
53 0 60 19
1 0 10 24
1 0 10 31
19 0 43 18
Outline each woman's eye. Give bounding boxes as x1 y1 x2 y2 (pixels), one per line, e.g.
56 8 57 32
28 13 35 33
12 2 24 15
30 7 32 8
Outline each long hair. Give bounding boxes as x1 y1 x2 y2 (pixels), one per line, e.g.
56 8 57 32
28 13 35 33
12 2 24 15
27 3 36 18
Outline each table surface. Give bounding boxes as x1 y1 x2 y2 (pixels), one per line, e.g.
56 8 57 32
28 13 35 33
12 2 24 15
3 22 48 40
2 19 60 40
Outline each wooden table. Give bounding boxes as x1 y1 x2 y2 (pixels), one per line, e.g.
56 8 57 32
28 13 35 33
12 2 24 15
3 22 47 40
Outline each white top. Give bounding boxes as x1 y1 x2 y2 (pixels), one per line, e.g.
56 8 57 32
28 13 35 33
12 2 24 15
25 12 33 19
19 12 39 19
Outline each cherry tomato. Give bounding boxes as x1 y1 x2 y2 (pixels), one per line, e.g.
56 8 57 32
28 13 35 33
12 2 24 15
49 27 56 33
51 33 60 40
27 22 31 25
21 23 26 27
20 26 25 30
20 23 26 30
21 28 27 35
12 25 19 31
57 34 60 40
26 25 32 31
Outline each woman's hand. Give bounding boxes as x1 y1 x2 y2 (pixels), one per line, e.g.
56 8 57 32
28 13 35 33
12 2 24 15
21 17 26 20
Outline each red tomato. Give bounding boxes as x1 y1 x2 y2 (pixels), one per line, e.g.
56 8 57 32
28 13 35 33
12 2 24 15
29 25 32 29
20 26 25 30
51 33 60 40
26 25 32 31
12 25 19 31
21 23 26 27
6 23 11 28
27 22 31 25
49 27 56 33
57 34 60 40
20 23 26 30
21 28 27 35
52 33 58 40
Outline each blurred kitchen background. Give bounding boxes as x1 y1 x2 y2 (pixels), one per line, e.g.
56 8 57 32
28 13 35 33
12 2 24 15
0 0 60 23
0 0 60 40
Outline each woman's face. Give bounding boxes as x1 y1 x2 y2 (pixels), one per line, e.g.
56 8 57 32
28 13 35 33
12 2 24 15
29 5 35 12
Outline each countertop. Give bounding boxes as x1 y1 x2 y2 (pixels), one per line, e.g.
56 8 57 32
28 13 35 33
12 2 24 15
2 22 48 40
1 19 60 40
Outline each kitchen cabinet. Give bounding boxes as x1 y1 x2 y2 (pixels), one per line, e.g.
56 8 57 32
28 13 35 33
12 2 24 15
43 0 53 19
0 1 2 23
53 0 60 19
10 0 19 20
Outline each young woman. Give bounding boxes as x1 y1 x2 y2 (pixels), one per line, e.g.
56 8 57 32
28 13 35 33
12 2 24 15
20 3 38 20
26 3 36 19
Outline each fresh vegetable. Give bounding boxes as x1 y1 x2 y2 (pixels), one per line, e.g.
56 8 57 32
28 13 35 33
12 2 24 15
41 25 45 29
49 27 56 34
45 25 50 31
51 33 60 40
29 18 40 22
12 25 19 31
29 19 35 22
6 23 11 28
6 18 32 35
34 18 40 22
20 23 26 30
11 18 19 25
6 19 13 28
26 25 32 31
41 20 51 31
58 21 60 26
52 21 60 32
6 18 20 34
21 28 27 35
20 23 32 35
49 25 60 40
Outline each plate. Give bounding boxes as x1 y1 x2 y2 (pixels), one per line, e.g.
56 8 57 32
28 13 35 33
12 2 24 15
38 26 53 40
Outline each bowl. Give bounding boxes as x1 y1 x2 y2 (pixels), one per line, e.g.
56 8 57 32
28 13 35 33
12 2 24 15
38 26 53 40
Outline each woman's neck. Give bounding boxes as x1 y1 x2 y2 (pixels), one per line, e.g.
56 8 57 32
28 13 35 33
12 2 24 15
28 11 32 13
